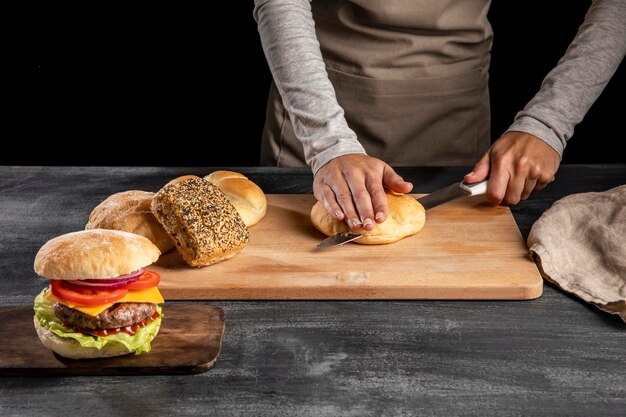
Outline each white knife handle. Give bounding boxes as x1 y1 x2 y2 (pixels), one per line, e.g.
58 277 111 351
460 179 488 196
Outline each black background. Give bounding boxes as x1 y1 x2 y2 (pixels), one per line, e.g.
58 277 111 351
1 2 624 166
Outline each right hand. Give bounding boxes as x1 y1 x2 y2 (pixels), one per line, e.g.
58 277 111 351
463 131 560 205
313 154 413 231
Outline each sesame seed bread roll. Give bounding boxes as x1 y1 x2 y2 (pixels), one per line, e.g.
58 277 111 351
203 170 267 227
151 175 249 267
311 190 426 244
86 190 175 254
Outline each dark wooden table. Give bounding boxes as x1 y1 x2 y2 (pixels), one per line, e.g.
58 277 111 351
1 165 625 417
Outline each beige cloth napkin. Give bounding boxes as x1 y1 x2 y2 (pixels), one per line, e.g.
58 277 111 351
528 185 626 322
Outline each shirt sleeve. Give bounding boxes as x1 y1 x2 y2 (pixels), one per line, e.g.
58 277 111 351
506 0 626 157
254 0 366 174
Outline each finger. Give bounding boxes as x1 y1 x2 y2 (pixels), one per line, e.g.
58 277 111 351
313 169 346 221
382 165 413 194
334 185 362 230
317 184 345 221
465 152 491 183
534 182 549 192
504 169 527 205
365 179 387 226
345 181 373 231
521 176 538 200
486 161 509 205
523 169 555 198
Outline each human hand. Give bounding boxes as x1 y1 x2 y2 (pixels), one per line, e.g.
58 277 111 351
464 131 561 205
313 154 413 231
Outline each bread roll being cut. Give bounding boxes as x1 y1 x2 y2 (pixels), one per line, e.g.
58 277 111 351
151 175 249 267
311 190 426 244
86 190 174 254
204 170 267 227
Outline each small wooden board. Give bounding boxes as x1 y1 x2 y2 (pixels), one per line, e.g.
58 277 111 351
0 304 224 376
153 194 543 300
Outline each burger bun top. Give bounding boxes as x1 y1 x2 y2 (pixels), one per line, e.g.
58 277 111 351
34 229 160 280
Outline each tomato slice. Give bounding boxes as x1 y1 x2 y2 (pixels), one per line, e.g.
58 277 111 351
50 280 128 306
126 270 160 291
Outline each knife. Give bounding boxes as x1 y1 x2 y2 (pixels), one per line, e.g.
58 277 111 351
316 179 488 249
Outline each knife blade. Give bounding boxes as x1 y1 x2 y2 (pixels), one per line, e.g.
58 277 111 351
315 179 488 249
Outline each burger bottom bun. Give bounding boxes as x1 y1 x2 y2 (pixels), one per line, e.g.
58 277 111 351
310 191 426 244
33 316 137 359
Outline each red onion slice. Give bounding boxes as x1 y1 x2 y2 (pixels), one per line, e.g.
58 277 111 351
64 269 144 290
81 269 144 283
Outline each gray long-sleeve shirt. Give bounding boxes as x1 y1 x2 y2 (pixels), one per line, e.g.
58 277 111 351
254 0 626 173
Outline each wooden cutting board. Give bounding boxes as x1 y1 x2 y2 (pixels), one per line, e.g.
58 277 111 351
154 194 542 300
0 304 224 376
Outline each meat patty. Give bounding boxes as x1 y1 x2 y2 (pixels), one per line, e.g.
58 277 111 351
54 302 157 330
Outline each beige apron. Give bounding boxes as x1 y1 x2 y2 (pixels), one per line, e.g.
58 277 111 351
261 0 493 167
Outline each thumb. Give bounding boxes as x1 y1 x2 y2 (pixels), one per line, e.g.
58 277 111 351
383 165 413 193
464 152 491 183
382 164 413 193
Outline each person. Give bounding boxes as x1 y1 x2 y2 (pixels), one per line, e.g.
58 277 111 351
254 0 625 232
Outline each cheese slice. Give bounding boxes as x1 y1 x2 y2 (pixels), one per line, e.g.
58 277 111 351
46 286 165 317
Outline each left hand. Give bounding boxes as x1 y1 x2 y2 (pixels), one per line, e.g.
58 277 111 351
313 153 413 231
463 131 561 205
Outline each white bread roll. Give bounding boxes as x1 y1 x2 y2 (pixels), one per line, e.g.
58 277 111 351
204 170 267 227
86 190 174 254
311 191 426 244
34 229 161 279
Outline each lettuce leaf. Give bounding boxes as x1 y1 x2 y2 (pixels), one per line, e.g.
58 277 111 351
34 288 162 355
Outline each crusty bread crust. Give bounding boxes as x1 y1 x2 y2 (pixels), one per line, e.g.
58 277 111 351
204 170 267 227
86 190 174 254
151 175 249 267
34 229 161 279
310 191 426 244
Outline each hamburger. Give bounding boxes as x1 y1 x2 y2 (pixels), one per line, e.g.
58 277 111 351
33 229 165 359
